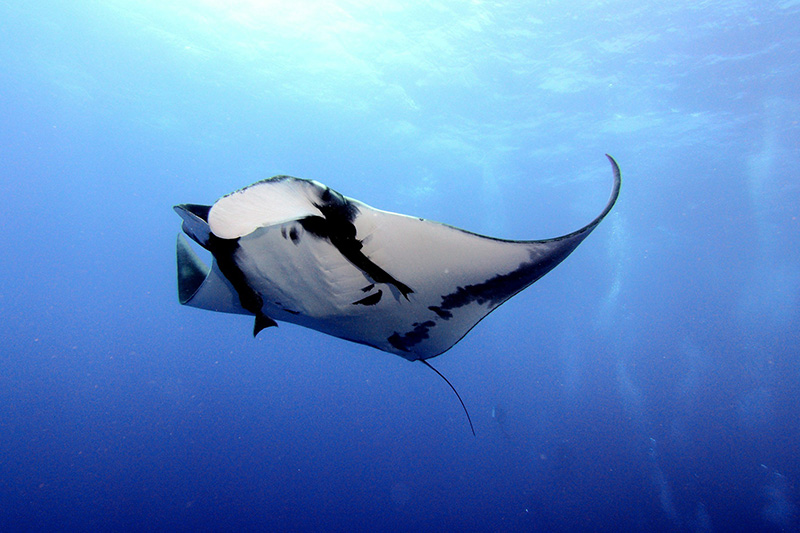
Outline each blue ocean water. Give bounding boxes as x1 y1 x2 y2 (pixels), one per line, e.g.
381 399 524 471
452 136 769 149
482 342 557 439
1 1 799 531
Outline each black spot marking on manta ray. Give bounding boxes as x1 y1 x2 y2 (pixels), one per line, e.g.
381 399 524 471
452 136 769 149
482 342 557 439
274 302 300 315
435 246 576 314
206 234 277 336
388 320 436 352
280 225 301 244
361 284 375 293
353 290 383 306
388 246 584 352
298 187 414 298
428 306 453 320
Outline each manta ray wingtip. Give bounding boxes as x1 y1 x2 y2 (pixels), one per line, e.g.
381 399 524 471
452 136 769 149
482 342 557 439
587 154 621 225
605 154 621 177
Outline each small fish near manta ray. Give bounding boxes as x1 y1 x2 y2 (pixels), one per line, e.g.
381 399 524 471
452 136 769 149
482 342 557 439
175 155 621 434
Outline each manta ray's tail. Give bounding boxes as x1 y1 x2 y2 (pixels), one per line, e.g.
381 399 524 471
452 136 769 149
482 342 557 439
420 359 476 436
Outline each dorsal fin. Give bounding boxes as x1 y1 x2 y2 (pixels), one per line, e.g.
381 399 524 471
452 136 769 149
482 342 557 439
420 359 475 436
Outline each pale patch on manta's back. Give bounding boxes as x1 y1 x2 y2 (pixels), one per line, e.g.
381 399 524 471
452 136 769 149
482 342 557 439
208 176 326 239
174 155 621 361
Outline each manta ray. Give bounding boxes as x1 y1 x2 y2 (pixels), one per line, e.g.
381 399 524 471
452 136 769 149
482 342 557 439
175 155 621 433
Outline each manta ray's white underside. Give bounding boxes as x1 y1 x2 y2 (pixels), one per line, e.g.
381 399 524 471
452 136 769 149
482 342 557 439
175 156 621 361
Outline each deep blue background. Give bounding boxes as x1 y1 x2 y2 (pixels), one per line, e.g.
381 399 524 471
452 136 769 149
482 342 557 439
1 1 798 531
